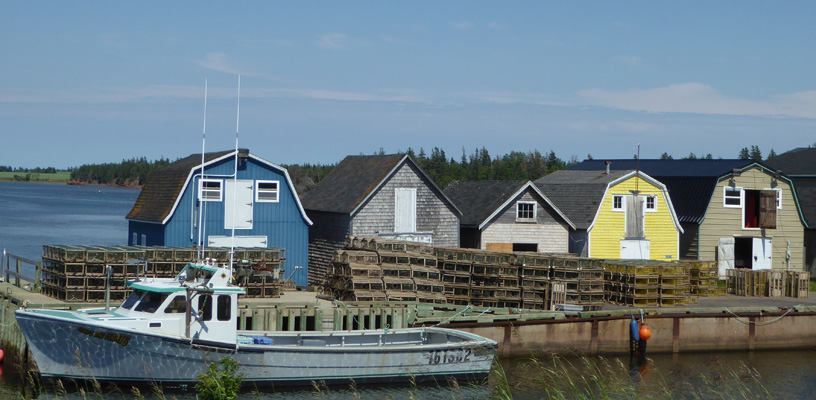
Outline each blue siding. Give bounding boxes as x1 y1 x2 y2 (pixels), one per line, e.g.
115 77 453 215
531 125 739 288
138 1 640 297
136 155 311 286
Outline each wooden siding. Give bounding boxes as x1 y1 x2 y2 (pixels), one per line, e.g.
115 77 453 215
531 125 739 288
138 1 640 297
480 191 569 253
350 162 459 247
698 167 805 270
160 157 310 286
307 210 351 286
589 176 680 260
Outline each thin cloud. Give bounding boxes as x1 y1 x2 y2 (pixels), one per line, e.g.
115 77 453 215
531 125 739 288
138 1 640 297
579 83 816 119
614 55 642 67
316 33 365 50
487 22 503 30
451 22 473 31
193 52 281 81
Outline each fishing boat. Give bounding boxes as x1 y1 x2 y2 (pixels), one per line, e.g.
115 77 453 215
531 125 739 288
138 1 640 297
15 259 497 386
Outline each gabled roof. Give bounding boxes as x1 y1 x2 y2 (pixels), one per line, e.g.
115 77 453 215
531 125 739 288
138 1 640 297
300 154 462 217
568 159 755 223
127 150 232 223
534 170 633 230
765 147 816 177
127 149 312 226
444 180 574 230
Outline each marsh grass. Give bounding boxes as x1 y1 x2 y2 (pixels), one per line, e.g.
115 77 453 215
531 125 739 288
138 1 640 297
492 354 771 400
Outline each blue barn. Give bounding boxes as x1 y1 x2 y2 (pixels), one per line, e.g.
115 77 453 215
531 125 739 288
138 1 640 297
126 149 312 286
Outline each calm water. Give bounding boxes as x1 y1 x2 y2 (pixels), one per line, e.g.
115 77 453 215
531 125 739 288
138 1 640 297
1 181 815 399
0 181 140 277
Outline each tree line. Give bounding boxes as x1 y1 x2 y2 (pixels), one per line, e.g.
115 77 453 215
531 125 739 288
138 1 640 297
70 157 171 186
17 144 786 189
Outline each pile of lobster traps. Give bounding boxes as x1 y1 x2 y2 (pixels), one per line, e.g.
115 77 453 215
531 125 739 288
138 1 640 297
41 245 286 302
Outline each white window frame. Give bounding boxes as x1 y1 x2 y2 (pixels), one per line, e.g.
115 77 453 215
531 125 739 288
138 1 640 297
645 195 657 213
612 195 624 212
516 201 537 221
255 180 280 203
199 179 223 202
723 187 742 208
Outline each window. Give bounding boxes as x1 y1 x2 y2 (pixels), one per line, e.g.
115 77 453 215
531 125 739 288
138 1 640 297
121 289 145 310
743 189 778 229
645 196 657 212
217 295 231 321
724 187 742 208
199 179 222 202
164 295 187 314
612 195 624 211
134 292 166 313
198 295 213 321
255 180 280 202
516 202 536 221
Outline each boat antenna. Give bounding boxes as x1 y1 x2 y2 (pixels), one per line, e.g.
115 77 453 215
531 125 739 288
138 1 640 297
636 143 640 193
197 79 208 261
229 74 241 271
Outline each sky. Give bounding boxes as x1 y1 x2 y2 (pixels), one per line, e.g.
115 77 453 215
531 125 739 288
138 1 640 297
2 2 816 169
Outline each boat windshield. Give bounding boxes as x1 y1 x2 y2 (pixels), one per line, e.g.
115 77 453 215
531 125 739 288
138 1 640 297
121 289 145 310
134 291 169 313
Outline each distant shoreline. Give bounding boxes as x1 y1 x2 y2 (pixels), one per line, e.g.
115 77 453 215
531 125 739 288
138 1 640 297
0 179 142 189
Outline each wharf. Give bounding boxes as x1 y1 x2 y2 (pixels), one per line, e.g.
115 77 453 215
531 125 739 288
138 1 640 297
3 281 816 358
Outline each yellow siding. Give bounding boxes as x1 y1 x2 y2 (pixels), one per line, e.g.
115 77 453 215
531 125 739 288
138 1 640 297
589 176 680 260
698 167 805 270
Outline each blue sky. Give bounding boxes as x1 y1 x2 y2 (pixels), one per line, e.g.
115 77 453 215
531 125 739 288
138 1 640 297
2 2 815 168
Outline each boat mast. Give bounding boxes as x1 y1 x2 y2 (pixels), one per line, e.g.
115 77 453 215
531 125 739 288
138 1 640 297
229 75 241 271
197 80 208 261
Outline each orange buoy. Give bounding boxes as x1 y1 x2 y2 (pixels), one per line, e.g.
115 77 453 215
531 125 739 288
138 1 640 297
0 348 4 363
639 325 652 341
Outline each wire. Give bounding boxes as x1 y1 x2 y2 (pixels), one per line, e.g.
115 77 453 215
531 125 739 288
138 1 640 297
723 306 800 326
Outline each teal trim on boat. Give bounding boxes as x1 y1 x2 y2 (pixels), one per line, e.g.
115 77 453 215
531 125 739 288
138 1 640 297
127 282 187 293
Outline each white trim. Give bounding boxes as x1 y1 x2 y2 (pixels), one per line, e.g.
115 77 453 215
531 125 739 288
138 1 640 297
515 201 537 222
255 180 280 203
478 181 576 230
199 179 223 202
645 195 658 213
611 195 624 212
723 186 742 208
587 170 684 234
156 151 314 226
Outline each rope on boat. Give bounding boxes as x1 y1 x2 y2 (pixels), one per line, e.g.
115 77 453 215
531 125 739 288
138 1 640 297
434 305 472 327
332 299 364 329
724 306 801 326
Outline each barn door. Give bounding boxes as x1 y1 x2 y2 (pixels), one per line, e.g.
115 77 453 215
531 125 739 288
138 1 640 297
394 188 417 233
224 180 254 230
625 195 645 238
717 237 735 277
759 190 777 229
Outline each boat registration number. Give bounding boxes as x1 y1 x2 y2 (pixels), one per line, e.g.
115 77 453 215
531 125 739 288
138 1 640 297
426 349 472 365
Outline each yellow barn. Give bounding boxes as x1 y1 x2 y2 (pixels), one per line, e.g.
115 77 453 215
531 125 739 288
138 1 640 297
536 169 682 260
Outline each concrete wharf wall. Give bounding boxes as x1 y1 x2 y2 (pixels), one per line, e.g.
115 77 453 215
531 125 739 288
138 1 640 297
444 307 816 357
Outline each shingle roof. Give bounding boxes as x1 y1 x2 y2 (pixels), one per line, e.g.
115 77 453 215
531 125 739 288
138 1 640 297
790 177 816 227
567 159 755 224
765 147 816 177
301 154 460 217
534 170 633 229
444 180 528 227
126 150 233 222
569 159 752 177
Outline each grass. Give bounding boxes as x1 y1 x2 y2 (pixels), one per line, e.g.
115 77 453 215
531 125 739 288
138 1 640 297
492 354 771 400
0 171 71 182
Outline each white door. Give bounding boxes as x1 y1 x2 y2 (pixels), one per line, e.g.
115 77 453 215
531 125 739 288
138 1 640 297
224 180 254 230
394 188 417 233
717 237 735 277
752 237 772 270
620 239 650 260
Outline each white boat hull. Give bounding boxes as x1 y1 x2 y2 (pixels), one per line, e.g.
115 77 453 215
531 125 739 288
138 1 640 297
16 309 496 386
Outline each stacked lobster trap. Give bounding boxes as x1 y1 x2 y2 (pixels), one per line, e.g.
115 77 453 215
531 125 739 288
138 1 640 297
727 269 809 298
320 237 605 311
604 260 704 307
40 245 287 302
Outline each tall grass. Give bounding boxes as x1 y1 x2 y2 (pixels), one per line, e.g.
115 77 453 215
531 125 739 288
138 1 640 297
491 354 771 400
